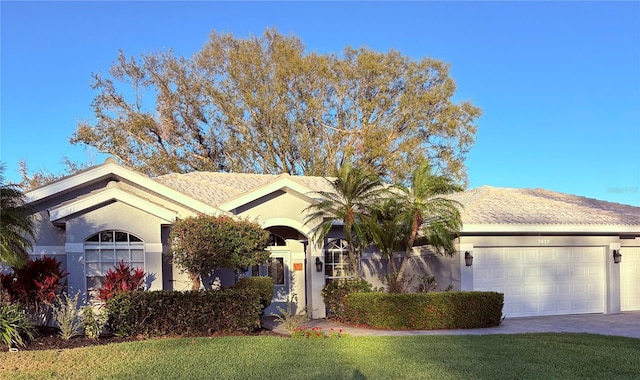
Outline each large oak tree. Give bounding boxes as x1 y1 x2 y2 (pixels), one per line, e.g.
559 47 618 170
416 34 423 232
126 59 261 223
72 29 481 184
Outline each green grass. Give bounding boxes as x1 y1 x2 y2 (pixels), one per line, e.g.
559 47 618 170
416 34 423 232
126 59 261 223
2 334 639 379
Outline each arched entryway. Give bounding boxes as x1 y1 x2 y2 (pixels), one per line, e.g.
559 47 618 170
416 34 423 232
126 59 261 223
242 221 310 316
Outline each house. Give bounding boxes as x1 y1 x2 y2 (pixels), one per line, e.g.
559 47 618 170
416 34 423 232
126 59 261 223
23 158 640 318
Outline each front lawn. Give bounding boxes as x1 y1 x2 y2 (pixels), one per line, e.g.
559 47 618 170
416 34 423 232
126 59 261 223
2 333 639 379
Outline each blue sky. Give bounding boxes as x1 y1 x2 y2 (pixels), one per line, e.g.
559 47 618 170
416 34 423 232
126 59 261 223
2 1 639 206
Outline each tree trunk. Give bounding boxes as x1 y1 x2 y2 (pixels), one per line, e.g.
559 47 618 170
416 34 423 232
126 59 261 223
395 216 420 289
189 272 201 290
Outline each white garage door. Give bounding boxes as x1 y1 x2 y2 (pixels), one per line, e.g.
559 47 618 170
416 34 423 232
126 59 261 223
621 247 640 311
473 247 605 317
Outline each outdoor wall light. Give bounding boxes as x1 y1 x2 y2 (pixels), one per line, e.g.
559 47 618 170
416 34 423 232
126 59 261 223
613 249 622 264
465 251 474 267
315 257 323 272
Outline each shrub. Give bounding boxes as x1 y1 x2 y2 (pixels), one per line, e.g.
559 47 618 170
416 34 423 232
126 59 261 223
235 276 274 311
52 292 82 340
0 302 35 349
81 306 107 339
343 291 503 330
169 215 271 290
105 288 262 337
321 279 373 321
98 261 145 302
0 256 67 325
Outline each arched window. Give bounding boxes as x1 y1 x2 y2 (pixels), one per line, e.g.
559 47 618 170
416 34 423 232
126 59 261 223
324 239 356 281
85 231 145 301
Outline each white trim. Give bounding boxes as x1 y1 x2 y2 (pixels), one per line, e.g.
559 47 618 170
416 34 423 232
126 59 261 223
28 246 66 256
49 186 178 223
261 217 312 239
65 243 84 253
25 159 223 216
462 224 640 234
220 177 315 211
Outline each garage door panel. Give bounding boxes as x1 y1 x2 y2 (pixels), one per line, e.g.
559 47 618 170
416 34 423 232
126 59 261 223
621 247 640 311
523 268 538 279
474 247 605 317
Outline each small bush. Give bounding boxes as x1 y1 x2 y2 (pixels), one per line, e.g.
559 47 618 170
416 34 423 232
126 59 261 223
321 279 373 321
343 291 504 330
271 293 308 333
235 276 274 311
0 302 35 349
52 292 82 340
81 306 107 339
0 257 67 325
98 261 145 302
105 288 262 337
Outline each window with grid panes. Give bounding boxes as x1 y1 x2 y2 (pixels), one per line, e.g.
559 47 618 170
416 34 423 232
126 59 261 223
324 239 356 282
85 231 144 301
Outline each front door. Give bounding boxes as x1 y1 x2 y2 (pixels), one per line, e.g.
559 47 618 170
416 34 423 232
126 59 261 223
264 250 291 316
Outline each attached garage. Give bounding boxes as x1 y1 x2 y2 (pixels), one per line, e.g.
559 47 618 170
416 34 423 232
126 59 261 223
473 247 605 317
453 186 640 318
621 247 640 311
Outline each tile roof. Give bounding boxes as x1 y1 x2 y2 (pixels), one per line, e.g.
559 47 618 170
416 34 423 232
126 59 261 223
154 171 639 228
449 186 640 226
153 172 335 206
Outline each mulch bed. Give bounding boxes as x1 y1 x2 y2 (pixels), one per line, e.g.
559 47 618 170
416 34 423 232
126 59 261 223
3 326 286 352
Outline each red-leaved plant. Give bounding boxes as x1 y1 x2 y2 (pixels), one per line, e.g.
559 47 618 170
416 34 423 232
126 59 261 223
0 256 67 325
98 261 146 302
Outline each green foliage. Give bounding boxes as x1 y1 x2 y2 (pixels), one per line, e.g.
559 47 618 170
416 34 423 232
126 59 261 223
0 257 67 325
105 289 262 337
98 261 146 302
321 279 373 321
305 164 387 272
51 292 82 340
234 276 274 311
71 29 480 184
363 162 464 291
271 293 309 333
343 291 504 330
81 306 107 339
170 215 270 290
0 163 35 268
0 302 35 349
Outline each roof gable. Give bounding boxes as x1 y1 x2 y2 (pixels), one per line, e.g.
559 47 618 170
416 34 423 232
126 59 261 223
25 158 224 216
49 181 178 224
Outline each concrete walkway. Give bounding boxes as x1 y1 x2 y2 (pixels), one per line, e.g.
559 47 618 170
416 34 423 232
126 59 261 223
262 311 640 339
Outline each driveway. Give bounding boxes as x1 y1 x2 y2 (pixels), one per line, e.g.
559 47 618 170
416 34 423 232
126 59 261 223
262 311 640 339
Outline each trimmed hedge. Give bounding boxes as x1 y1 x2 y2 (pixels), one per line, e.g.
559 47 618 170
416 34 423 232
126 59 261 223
105 289 262 337
234 276 275 311
343 291 503 330
321 279 374 321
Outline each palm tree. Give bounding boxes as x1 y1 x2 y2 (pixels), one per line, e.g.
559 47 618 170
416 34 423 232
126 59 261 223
304 164 387 275
389 162 463 290
0 164 35 268
361 197 406 290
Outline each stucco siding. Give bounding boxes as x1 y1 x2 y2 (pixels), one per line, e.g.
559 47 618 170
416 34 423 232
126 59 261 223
235 191 312 228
